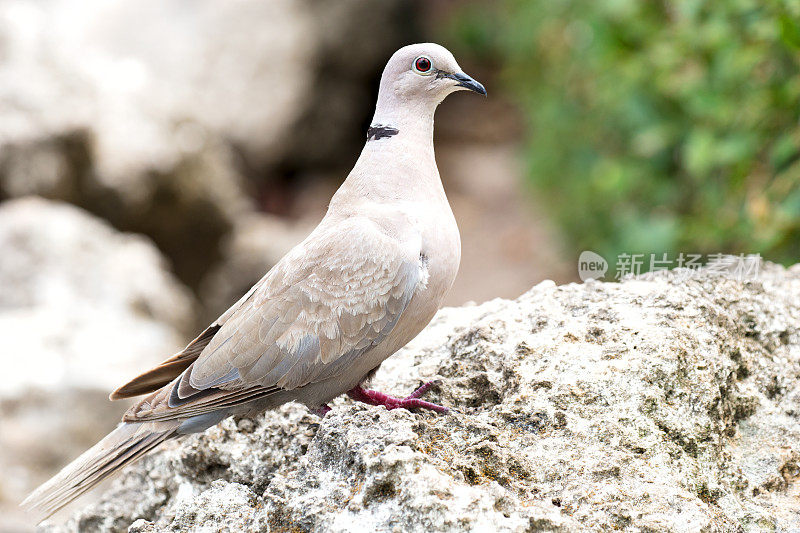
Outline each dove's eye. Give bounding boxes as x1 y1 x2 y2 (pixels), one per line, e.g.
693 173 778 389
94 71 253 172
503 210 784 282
414 56 432 74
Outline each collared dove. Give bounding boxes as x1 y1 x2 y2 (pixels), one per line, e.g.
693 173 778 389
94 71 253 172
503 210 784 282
23 42 486 518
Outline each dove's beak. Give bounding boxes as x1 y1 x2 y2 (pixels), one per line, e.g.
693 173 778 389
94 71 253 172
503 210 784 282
441 71 487 96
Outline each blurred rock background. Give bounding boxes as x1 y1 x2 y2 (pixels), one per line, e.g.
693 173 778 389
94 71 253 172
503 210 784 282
2 0 799 531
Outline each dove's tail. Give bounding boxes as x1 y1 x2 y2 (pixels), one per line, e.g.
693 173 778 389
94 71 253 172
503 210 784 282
21 420 179 519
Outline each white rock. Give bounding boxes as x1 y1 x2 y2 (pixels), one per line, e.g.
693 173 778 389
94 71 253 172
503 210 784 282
0 197 195 531
44 262 800 531
0 0 315 179
0 197 194 394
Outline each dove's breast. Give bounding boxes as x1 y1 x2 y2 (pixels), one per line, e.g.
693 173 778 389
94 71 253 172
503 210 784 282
298 139 462 403
382 193 461 356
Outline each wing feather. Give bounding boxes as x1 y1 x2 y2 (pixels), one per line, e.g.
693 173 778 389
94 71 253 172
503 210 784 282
123 215 424 423
109 324 220 400
109 270 271 400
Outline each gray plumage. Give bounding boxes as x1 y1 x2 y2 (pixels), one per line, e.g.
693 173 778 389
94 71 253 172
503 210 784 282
22 42 486 518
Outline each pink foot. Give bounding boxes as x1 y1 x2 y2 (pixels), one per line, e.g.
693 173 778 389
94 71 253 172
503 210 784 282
346 380 448 414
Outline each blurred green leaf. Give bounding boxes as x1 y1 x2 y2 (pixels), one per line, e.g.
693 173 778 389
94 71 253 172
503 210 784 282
450 0 800 269
779 15 800 49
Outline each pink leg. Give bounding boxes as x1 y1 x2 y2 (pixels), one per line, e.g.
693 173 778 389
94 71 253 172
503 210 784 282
346 380 448 414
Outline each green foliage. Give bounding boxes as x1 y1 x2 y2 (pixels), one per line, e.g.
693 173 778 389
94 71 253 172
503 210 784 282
449 0 800 266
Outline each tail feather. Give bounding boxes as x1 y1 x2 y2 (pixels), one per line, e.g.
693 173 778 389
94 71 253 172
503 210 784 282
21 421 178 519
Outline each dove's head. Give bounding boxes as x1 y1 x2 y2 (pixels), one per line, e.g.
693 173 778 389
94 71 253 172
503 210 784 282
372 43 485 129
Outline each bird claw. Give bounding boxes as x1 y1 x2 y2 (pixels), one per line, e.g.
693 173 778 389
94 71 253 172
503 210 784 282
347 381 448 414
406 379 442 399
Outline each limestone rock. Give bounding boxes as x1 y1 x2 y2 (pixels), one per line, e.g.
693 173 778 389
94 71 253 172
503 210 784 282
43 262 800 531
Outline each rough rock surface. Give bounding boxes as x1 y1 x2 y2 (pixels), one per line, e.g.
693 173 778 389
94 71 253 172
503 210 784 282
0 197 195 532
44 263 800 531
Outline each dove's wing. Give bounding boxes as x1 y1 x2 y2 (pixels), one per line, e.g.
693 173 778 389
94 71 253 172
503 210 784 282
124 214 425 423
110 272 266 400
